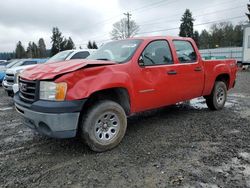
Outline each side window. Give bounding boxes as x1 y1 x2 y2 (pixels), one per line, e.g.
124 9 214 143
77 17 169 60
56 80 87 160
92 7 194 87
23 61 37 65
141 40 173 66
71 51 90 59
173 40 197 63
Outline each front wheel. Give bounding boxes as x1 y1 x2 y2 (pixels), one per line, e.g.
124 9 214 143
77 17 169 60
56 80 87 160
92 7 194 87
205 81 227 110
80 100 127 152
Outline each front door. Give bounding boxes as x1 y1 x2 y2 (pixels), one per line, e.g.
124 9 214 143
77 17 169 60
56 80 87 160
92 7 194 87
133 40 180 112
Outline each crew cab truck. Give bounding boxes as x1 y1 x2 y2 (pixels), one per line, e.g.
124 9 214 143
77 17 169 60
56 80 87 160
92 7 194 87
14 36 237 152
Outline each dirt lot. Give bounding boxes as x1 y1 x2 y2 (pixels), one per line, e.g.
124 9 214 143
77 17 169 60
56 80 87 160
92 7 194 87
0 71 250 188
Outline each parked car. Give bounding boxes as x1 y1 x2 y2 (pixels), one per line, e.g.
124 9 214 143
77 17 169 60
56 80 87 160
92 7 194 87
46 49 96 63
2 59 47 96
14 36 237 152
0 59 21 83
0 60 7 65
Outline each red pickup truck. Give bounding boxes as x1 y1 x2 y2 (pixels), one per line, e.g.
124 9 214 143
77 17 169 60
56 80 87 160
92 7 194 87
14 36 237 152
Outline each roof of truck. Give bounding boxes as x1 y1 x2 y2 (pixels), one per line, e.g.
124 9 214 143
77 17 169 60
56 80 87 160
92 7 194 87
130 36 193 41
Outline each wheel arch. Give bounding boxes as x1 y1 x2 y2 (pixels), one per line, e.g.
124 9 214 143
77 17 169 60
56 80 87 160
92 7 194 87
81 87 131 116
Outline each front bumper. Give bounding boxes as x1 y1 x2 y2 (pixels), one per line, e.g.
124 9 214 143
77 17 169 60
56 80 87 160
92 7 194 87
2 80 13 91
14 94 87 138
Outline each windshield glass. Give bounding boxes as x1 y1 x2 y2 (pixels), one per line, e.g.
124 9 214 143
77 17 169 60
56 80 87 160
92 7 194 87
87 39 142 63
47 51 73 63
6 60 21 68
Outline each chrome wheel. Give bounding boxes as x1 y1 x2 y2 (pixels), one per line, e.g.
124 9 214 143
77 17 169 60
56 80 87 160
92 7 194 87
216 87 226 105
94 112 120 143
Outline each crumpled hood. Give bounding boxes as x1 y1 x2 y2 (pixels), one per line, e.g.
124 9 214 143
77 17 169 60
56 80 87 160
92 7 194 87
20 59 116 80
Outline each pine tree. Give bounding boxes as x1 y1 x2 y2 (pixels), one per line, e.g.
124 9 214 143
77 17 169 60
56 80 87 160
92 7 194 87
38 38 47 58
15 41 26 58
51 27 64 56
92 41 98 49
193 31 199 48
64 37 75 50
87 41 93 49
199 29 211 49
179 9 195 38
26 42 33 58
31 42 39 58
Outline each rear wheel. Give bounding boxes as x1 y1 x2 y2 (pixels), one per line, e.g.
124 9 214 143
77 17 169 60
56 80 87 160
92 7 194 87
205 81 227 110
80 100 127 152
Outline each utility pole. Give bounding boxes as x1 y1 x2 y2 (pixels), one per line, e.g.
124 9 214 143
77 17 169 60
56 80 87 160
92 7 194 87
124 12 132 38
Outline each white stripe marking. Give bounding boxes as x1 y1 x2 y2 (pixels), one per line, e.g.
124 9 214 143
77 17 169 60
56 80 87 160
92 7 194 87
0 107 13 111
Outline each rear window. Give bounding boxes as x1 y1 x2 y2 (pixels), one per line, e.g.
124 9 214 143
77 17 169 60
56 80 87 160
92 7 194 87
173 40 197 63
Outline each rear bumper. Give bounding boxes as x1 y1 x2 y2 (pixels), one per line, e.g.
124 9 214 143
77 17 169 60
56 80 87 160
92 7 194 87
14 93 87 138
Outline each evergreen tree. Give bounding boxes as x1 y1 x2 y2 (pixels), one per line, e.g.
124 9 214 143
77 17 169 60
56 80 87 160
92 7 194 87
38 38 47 57
233 24 243 47
92 41 98 49
193 31 199 48
64 37 75 50
31 42 39 58
87 41 93 49
179 9 195 38
51 27 63 56
199 29 212 49
15 41 26 58
26 42 33 58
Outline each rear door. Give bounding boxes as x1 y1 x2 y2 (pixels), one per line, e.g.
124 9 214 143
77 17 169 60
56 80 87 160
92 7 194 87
172 40 204 101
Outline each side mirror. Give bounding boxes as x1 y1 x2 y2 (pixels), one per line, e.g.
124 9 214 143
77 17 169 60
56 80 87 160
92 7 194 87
138 55 145 67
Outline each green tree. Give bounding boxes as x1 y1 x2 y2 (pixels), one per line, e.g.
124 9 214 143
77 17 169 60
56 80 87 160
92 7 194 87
87 41 93 49
38 38 47 57
51 27 63 56
110 18 139 40
179 9 195 38
193 30 199 48
233 24 243 47
92 41 98 49
15 41 26 58
64 37 75 50
31 42 39 58
199 29 212 49
26 42 33 58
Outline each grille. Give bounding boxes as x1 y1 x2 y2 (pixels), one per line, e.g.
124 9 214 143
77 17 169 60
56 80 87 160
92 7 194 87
5 73 14 84
19 78 38 103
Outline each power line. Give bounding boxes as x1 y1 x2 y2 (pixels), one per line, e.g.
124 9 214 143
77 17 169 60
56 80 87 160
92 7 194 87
139 4 245 27
136 15 246 35
139 0 245 25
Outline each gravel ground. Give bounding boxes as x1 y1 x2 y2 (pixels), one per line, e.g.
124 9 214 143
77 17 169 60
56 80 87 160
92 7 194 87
0 71 250 188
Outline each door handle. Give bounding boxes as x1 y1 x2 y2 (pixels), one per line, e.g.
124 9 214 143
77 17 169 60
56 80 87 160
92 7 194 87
194 67 202 72
167 70 177 75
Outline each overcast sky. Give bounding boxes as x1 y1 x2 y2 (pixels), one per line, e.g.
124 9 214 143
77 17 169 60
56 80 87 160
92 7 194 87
0 0 248 52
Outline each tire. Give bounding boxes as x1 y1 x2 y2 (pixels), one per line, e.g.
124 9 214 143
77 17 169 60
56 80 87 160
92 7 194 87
205 81 227 110
80 100 127 152
7 91 14 97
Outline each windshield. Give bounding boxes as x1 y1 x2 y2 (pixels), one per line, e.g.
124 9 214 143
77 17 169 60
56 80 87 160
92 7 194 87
47 51 73 63
87 39 142 63
6 60 21 68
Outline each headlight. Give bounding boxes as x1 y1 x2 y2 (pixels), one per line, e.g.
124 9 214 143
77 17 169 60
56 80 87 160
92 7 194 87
39 81 67 101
